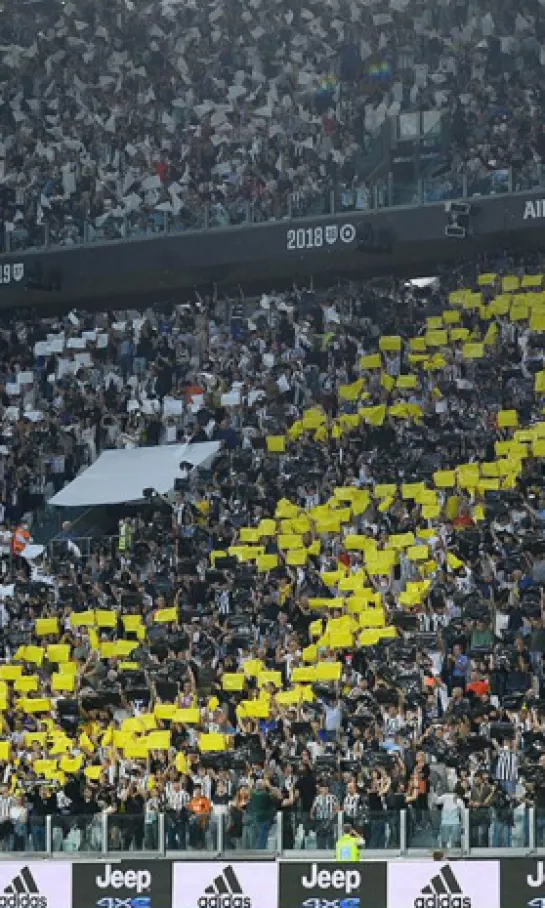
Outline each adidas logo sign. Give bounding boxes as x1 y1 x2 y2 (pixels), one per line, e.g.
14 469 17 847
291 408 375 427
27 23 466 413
198 867 251 908
0 868 47 908
414 866 471 908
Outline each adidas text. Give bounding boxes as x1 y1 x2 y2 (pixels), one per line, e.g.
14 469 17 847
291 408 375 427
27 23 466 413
0 897 47 908
414 897 470 908
200 865 249 908
2 867 46 908
197 898 251 908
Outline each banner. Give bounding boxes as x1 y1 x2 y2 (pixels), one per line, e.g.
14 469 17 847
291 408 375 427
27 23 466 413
279 860 387 908
0 861 72 908
500 858 545 908
72 861 171 908
172 862 278 908
387 860 500 908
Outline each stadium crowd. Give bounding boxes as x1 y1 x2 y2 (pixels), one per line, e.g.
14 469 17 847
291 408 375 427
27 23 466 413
3 0 545 248
1 253 545 855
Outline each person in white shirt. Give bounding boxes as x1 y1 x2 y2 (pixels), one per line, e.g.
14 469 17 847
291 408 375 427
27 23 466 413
435 785 464 849
9 795 28 851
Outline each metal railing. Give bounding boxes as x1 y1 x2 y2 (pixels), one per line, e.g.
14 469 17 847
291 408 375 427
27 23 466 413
4 163 545 255
1 807 540 859
47 535 119 559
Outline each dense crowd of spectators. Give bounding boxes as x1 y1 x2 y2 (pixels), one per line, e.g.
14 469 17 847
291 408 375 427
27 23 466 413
3 251 545 856
3 0 545 249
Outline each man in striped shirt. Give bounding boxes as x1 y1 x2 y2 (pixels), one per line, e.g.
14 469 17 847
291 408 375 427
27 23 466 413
343 780 363 828
494 739 519 796
0 787 13 851
311 782 339 850
165 781 190 850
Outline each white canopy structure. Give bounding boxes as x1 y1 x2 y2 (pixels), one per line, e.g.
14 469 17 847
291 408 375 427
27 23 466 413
49 442 220 507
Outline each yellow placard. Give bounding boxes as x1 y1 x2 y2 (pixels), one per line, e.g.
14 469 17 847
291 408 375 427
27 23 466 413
315 662 342 681
266 435 286 454
24 646 46 667
20 698 51 714
374 483 397 499
442 310 461 324
425 330 448 347
70 610 95 628
302 645 318 663
358 405 386 427
239 528 261 544
407 545 429 562
462 343 484 359
409 337 427 353
199 732 227 752
242 659 263 678
291 667 318 683
478 273 497 287
47 644 70 664
497 409 518 428
154 607 177 623
52 673 75 693
222 673 246 692
60 755 83 774
530 314 545 332
286 549 308 566
145 731 171 750
522 274 543 288
359 609 386 628
35 618 59 637
360 353 381 370
258 671 282 688
256 554 279 573
0 665 22 681
277 534 303 550
339 379 364 401
379 335 402 352
99 642 116 659
95 610 116 628
396 375 417 390
173 708 200 724
239 699 270 719
14 676 38 693
115 640 138 657
154 704 177 721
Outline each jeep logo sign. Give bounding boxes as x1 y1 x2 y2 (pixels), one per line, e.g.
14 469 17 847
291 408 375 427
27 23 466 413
96 866 151 893
279 861 386 908
72 861 171 908
302 866 361 893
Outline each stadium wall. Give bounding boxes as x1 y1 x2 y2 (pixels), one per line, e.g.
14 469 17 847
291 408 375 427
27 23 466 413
0 856 542 908
2 190 545 310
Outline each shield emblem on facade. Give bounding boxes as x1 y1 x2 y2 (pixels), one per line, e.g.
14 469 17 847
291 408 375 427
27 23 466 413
325 225 338 245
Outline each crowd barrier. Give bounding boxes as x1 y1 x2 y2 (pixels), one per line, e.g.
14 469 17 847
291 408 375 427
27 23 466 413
3 857 545 908
9 807 542 857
